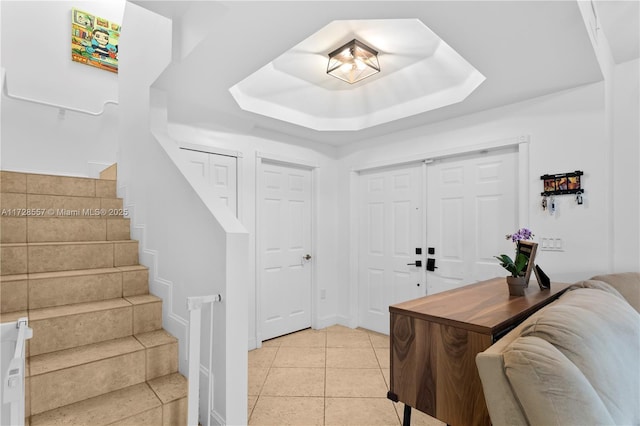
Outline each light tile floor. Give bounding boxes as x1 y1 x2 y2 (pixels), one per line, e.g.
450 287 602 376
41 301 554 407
248 325 445 426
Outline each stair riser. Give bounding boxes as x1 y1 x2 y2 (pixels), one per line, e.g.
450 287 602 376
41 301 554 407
133 301 163 335
110 407 162 425
30 307 133 356
0 245 27 275
0 196 124 219
123 268 150 297
26 194 123 216
30 350 146 415
1 268 149 313
1 218 130 244
29 272 122 309
146 342 178 380
0 241 139 275
29 302 163 355
0 277 27 312
1 172 116 198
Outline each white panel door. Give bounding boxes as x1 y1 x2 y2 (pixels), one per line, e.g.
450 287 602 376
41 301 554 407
180 148 237 216
426 149 518 295
358 163 424 335
260 162 312 341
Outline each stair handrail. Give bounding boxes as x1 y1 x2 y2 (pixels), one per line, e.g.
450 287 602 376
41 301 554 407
2 71 118 116
2 318 33 426
186 294 222 426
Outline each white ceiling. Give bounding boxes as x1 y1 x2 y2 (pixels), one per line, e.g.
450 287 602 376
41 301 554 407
139 1 635 147
229 18 486 131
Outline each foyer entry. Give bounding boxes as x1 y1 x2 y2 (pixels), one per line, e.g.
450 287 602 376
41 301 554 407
357 148 518 334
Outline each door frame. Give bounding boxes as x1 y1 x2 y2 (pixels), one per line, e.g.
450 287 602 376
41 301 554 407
348 135 530 329
255 152 319 347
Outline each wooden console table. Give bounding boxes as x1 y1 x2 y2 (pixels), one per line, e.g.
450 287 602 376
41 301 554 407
387 277 571 426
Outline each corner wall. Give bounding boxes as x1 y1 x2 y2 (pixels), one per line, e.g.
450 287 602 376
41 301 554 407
118 3 248 425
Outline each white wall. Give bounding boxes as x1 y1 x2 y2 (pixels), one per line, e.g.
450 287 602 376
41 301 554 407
1 1 124 176
612 58 640 271
118 3 249 425
167 123 341 349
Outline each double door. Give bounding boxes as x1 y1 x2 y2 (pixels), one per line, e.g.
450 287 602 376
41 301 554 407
358 149 517 334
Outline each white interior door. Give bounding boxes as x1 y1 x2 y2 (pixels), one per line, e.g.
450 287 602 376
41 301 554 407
358 163 425 335
426 148 518 295
260 162 312 341
180 148 237 216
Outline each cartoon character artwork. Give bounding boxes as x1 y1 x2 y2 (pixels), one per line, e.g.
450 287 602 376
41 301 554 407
71 8 120 73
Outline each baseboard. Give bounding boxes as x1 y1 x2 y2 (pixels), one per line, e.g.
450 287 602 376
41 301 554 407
335 314 357 329
209 409 225 426
316 315 339 330
248 336 258 351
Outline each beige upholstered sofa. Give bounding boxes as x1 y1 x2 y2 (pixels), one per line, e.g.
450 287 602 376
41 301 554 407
476 272 640 426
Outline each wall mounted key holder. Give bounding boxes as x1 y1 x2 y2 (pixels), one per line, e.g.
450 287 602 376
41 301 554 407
540 170 584 209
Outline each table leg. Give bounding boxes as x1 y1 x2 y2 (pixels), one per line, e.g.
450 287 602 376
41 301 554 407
403 404 412 426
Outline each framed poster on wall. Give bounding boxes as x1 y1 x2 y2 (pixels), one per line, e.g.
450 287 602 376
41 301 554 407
71 8 120 73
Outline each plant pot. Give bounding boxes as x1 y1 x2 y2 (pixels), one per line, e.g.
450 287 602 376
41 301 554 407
506 276 526 296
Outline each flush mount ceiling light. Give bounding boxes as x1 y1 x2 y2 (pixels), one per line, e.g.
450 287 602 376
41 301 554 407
327 39 380 84
230 19 487 131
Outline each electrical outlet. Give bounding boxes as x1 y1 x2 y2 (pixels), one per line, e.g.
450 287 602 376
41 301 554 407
320 289 326 300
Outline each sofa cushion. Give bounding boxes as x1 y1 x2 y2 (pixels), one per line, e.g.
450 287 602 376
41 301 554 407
503 288 639 425
590 272 640 312
504 336 615 425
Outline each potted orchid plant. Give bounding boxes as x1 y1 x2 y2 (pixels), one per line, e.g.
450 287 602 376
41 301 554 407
495 228 534 296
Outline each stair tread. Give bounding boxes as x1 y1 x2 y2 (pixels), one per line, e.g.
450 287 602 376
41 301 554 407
125 294 162 305
27 267 123 280
29 336 144 377
116 264 148 272
0 273 28 282
30 382 161 426
29 298 131 321
0 310 27 323
148 373 188 404
134 329 177 348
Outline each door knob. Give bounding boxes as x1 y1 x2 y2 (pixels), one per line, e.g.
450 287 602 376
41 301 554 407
303 254 312 261
407 260 422 267
426 258 438 271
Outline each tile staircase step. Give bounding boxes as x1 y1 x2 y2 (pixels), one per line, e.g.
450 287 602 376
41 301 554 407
0 240 139 275
3 168 186 426
126 294 164 334
25 194 124 217
30 382 163 426
135 330 179 380
148 373 189 425
0 273 28 312
28 336 146 415
0 217 132 243
0 266 150 313
27 268 124 310
29 299 133 356
0 171 117 198
0 243 28 275
120 265 150 297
